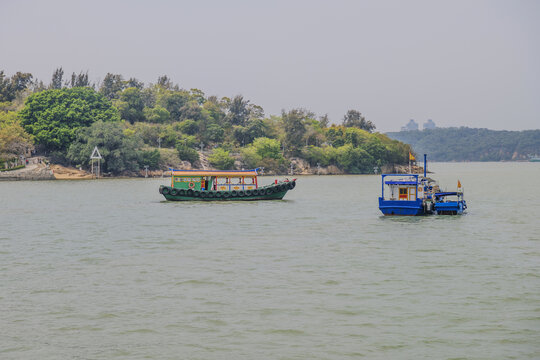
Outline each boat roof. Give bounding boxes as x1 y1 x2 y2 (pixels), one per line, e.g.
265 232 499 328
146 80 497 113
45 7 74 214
435 192 458 196
170 168 259 177
385 180 418 185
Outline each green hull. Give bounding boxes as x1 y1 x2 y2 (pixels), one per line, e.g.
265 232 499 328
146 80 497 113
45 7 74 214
159 181 295 201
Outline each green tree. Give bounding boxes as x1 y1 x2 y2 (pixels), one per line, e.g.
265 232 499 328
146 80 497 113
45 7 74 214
100 73 125 100
335 144 374 173
179 101 205 122
126 77 144 89
208 148 235 169
203 123 224 143
139 148 161 170
50 67 64 89
227 95 250 126
0 111 34 156
319 114 330 128
0 71 33 102
69 71 91 88
251 137 282 160
241 137 285 171
158 91 189 121
19 87 120 152
344 127 370 147
176 144 199 164
282 109 308 155
233 118 270 145
342 110 375 132
157 75 175 90
66 120 142 174
115 87 145 124
143 105 170 123
177 119 198 135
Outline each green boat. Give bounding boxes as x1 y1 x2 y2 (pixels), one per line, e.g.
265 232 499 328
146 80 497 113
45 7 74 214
159 168 296 201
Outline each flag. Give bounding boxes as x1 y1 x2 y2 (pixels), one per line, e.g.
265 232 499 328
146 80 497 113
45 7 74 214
409 152 415 161
458 180 462 188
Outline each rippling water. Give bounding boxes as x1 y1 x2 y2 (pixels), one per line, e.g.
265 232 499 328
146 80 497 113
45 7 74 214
1 162 539 359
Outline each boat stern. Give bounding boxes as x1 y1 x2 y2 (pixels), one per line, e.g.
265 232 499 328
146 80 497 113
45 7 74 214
378 197 425 216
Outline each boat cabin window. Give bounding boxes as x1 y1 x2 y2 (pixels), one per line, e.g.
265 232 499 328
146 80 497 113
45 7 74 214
399 188 408 200
245 177 255 184
231 177 243 184
217 177 228 184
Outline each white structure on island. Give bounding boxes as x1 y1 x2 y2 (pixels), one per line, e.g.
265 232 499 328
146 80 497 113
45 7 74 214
90 146 102 178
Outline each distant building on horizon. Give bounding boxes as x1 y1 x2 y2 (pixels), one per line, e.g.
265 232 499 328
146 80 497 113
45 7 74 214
423 119 436 130
401 119 419 131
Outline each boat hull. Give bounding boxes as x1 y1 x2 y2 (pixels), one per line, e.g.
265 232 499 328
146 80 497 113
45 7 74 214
159 182 294 201
434 201 466 215
378 198 426 216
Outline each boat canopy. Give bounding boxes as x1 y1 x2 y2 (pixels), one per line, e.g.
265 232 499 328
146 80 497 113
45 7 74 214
385 180 418 185
434 192 458 196
169 168 259 177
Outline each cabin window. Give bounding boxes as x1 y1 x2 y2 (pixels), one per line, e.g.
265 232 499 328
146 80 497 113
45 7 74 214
399 188 408 200
232 177 243 184
217 177 228 184
245 177 255 184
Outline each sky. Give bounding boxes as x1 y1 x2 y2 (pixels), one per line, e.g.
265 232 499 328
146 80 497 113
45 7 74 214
1 0 539 132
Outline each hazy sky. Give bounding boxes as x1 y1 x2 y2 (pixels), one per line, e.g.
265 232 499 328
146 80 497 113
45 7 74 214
1 0 539 131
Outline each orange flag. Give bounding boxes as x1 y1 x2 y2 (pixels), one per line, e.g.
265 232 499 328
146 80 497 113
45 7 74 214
409 152 415 161
458 180 462 188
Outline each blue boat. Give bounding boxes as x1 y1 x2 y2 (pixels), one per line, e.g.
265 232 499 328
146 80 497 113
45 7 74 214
378 154 467 216
433 192 467 215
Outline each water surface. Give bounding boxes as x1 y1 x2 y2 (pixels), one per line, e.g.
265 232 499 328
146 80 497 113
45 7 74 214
1 162 539 359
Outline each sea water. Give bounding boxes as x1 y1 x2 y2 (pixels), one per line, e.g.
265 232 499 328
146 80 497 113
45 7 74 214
1 162 539 359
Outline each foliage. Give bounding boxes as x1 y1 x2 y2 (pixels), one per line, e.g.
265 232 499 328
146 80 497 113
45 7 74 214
176 144 199 164
342 110 376 132
387 127 540 161
3 69 413 174
20 87 119 152
251 137 282 160
158 148 182 168
0 111 34 156
1 164 25 171
143 105 170 123
0 71 33 102
115 87 145 124
68 71 91 88
335 144 374 173
208 148 235 169
139 148 161 170
66 120 142 174
50 68 64 90
226 95 250 126
100 73 125 100
158 90 189 120
281 109 308 156
241 137 286 172
177 119 198 135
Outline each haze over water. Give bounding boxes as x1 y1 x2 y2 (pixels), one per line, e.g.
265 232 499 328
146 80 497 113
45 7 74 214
1 162 539 359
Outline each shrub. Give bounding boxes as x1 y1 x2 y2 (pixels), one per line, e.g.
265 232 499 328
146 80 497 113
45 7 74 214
139 148 161 170
176 144 199 164
208 148 235 170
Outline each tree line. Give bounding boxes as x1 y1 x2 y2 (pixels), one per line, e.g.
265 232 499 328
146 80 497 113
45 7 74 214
1 68 411 174
387 127 540 161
